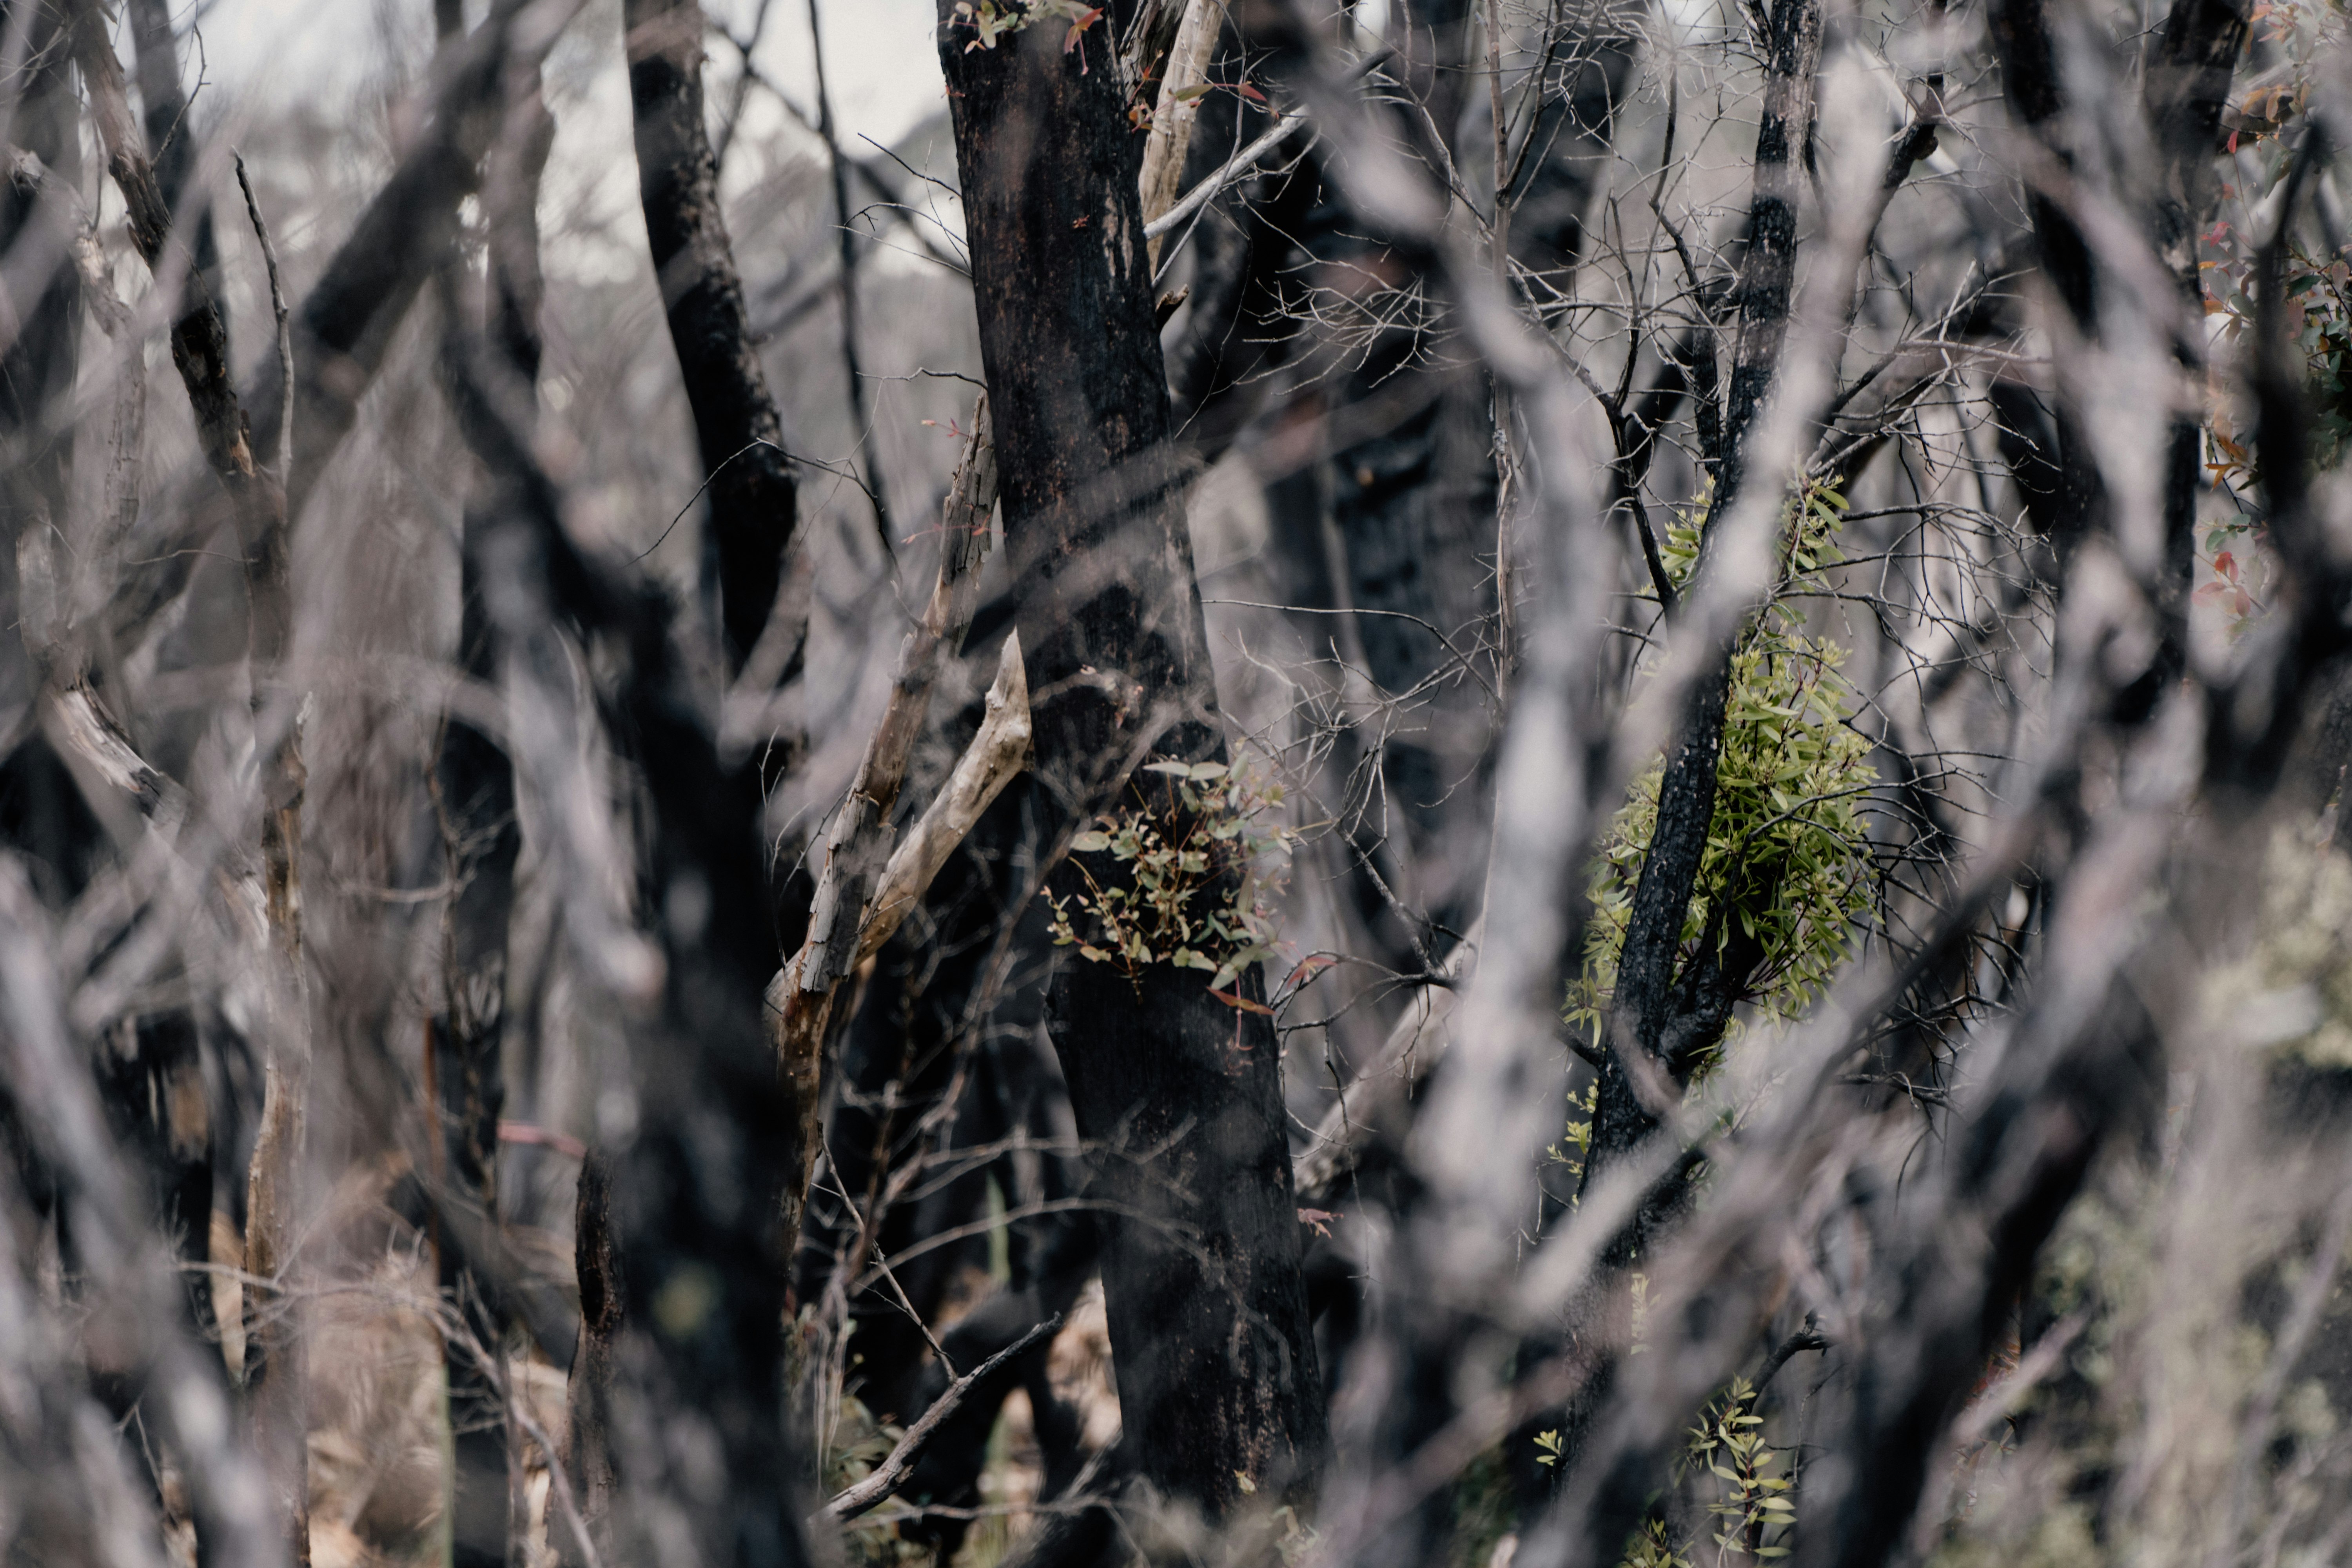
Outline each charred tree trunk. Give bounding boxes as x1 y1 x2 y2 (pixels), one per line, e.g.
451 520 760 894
562 1153 623 1567
938 1 1325 1514
429 56 555 1568
127 0 220 316
1984 0 2108 568
67 6 315 1557
622 0 801 671
1581 0 1822 1227
445 325 815 1566
1557 0 1824 1497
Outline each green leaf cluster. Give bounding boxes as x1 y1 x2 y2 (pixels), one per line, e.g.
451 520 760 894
948 0 1106 53
1569 482 1878 1051
1586 1375 1800 1568
1045 753 1292 994
1686 1377 1797 1558
1621 1519 1694 1568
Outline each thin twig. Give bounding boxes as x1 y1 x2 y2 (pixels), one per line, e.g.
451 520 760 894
818 1314 1064 1524
1142 47 1395 245
234 150 292 494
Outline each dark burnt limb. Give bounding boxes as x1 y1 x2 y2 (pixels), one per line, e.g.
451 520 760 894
1588 0 1823 1192
242 0 561 528
622 0 801 674
68 0 280 614
2 0 84 683
1713 0 1824 508
818 1314 1063 1524
3 57 232 1540
1985 0 2248 710
443 309 813 1568
1983 0 2106 566
802 0 894 568
1165 125 1319 465
1562 0 1827 1502
563 1152 623 1566
70 11 318 1557
938 0 1325 1515
1 6 89 846
2138 0 2253 716
426 55 557 1568
127 0 220 312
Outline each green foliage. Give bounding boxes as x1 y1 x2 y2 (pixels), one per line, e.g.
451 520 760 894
948 0 1107 53
1545 1078 1599 1193
1568 482 1878 1049
1621 1519 1694 1568
1597 1377 1801 1568
1046 753 1293 994
1687 1379 1796 1559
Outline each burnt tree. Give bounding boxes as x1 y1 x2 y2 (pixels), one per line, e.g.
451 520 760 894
937 0 1325 1515
623 0 801 671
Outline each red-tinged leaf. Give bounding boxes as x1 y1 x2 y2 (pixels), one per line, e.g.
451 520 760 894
1209 987 1274 1015
1238 82 1268 102
1284 953 1338 989
2216 550 2238 581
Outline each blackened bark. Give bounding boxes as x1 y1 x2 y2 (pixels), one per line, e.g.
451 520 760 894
127 0 220 312
430 69 554 1568
1562 0 1824 1496
69 0 281 607
893 1143 1100 1550
446 330 811 1568
804 829 1100 1558
1714 0 1823 507
94 1014 218 1348
796 784 1043 1390
1587 0 1822 1199
0 0 82 579
623 0 801 673
5 25 233 1558
1165 131 1319 464
1986 0 2247 715
563 1154 622 1567
2145 0 2250 302
938 3 1325 1512
1984 0 2107 565
2136 0 2252 715
1501 25 1636 278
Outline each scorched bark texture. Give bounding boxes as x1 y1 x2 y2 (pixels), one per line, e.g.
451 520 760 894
935 0 1325 1515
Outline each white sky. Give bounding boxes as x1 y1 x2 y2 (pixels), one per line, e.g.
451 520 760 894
191 0 949 150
